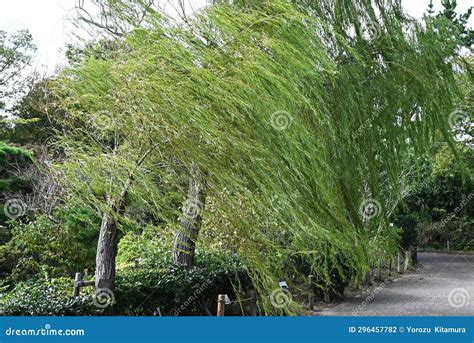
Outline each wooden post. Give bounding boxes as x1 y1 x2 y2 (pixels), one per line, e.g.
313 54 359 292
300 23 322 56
370 261 374 277
308 275 314 311
365 267 372 284
404 249 410 271
217 294 226 317
377 259 382 281
323 288 330 303
388 259 392 277
447 241 450 253
411 246 418 266
397 252 401 273
72 272 82 297
250 291 258 316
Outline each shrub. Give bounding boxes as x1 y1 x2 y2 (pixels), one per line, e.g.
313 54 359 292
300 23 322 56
0 208 99 282
115 256 249 315
115 230 251 315
0 277 99 316
0 234 251 316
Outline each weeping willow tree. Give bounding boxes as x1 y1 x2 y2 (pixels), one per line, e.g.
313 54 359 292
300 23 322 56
54 0 468 312
51 55 186 290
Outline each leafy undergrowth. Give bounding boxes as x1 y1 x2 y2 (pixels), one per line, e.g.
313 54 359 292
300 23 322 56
0 250 251 316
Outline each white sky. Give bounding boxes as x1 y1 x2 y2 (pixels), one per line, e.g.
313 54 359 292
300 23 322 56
0 0 473 75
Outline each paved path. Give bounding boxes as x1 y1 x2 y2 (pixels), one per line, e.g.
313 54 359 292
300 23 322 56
321 252 474 316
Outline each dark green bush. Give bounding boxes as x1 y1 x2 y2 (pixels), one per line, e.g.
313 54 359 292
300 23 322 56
0 208 99 282
0 277 99 316
113 228 252 315
115 250 251 316
0 251 250 316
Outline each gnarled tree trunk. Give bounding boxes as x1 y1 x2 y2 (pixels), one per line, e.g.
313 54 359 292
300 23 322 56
95 211 119 290
94 146 156 290
95 183 130 290
172 163 206 268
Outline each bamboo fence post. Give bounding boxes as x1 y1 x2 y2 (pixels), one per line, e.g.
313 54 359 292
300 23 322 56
217 294 226 317
323 288 330 303
250 291 258 316
72 272 82 297
308 275 314 311
397 252 401 273
404 249 410 271
377 259 382 281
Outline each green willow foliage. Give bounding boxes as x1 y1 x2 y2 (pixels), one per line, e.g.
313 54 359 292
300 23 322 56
54 0 465 312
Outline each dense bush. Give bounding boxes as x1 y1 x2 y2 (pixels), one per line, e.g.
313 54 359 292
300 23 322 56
0 141 32 233
116 229 251 315
0 207 99 282
0 277 98 316
0 241 251 316
115 255 250 316
393 144 473 251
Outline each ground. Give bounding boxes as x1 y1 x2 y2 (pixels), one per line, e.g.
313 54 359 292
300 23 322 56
320 252 474 316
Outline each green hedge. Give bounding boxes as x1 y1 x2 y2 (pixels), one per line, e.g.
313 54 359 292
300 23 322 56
0 251 251 316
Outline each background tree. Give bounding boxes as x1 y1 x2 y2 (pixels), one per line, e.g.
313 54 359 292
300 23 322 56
172 162 206 267
428 0 473 47
0 30 35 111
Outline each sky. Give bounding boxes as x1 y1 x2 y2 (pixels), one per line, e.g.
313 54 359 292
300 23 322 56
0 0 473 75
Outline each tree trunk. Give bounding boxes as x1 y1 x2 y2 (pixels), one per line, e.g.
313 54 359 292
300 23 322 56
172 163 206 268
94 146 155 290
410 245 418 266
95 211 119 290
95 183 130 290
